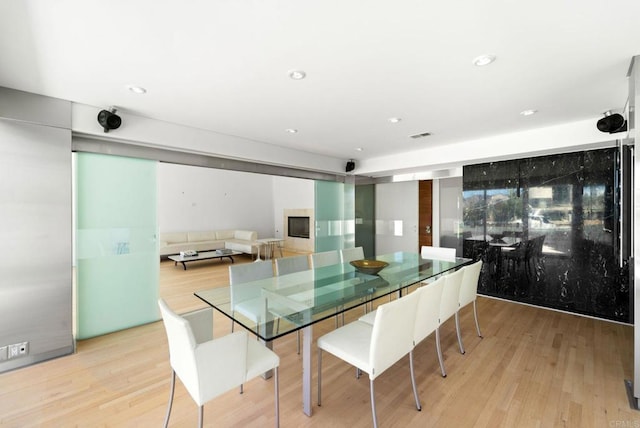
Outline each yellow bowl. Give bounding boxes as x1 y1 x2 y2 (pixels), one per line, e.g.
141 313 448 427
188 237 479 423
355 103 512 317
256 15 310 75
350 259 389 275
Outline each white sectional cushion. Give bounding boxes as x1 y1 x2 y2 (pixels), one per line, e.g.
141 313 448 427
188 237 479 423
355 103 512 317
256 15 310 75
234 230 257 241
187 231 217 242
162 232 188 244
216 230 235 240
159 229 258 256
225 239 256 254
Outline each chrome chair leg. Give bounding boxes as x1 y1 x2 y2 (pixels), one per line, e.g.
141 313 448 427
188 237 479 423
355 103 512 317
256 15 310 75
317 349 323 406
370 379 378 428
163 370 176 428
198 405 203 428
473 301 483 338
274 366 280 428
455 312 465 354
435 328 447 377
409 351 422 411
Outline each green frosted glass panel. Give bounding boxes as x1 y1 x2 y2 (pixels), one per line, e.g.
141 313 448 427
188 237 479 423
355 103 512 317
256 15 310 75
343 179 355 249
355 184 375 258
76 153 158 339
314 180 354 252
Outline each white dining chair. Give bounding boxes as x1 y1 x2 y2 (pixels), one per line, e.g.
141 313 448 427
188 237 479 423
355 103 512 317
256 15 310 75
420 245 456 261
455 260 483 354
158 299 280 428
413 276 447 375
229 261 274 333
358 276 447 377
317 290 421 428
420 245 456 286
309 250 344 326
274 254 310 276
309 250 340 269
339 246 371 312
436 267 465 376
274 254 310 354
339 246 365 264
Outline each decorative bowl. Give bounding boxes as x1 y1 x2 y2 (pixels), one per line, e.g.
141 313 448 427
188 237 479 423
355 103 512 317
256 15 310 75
350 259 389 275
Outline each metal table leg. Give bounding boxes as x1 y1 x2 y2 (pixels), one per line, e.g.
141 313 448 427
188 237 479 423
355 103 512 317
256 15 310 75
302 325 313 416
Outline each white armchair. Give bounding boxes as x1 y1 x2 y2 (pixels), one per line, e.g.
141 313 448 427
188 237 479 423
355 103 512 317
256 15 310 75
158 299 280 428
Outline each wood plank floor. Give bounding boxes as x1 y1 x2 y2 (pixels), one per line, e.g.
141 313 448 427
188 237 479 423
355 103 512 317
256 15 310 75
0 253 637 427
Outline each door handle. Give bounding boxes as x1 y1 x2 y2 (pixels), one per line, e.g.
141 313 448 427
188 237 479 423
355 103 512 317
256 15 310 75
425 226 431 234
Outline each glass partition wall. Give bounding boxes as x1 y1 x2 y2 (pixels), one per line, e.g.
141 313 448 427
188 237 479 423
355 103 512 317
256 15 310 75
314 179 355 253
463 147 630 322
75 153 159 339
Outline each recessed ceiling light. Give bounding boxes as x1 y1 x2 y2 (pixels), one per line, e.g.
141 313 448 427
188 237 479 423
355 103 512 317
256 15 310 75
288 70 306 80
520 109 538 116
126 85 147 94
355 147 363 152
388 117 402 123
285 128 298 133
472 54 496 66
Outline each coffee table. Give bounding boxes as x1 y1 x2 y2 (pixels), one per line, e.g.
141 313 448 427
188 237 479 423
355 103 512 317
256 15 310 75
168 250 242 270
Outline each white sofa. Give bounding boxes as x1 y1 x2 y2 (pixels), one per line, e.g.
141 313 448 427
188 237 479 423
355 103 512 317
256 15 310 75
159 230 258 257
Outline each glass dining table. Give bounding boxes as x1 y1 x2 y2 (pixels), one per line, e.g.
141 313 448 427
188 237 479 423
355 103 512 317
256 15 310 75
194 251 472 416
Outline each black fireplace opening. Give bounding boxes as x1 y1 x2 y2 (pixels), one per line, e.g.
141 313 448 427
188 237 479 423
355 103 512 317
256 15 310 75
288 216 310 239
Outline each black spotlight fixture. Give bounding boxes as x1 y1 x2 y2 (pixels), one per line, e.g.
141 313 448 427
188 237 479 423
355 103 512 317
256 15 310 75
596 111 627 134
346 159 355 173
97 107 122 133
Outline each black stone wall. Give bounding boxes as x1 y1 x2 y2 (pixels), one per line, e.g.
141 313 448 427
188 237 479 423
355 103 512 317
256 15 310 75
462 147 630 323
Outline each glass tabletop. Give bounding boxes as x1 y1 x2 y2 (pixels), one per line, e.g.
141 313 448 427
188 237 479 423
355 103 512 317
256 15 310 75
194 251 471 341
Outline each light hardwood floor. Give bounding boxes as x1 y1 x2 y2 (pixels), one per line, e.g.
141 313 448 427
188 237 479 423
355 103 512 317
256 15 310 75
0 253 637 427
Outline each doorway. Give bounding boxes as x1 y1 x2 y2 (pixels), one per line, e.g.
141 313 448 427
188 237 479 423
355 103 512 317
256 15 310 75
418 180 433 250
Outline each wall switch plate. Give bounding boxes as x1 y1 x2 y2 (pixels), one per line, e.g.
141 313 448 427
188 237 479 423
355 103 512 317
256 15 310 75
0 346 7 361
7 342 28 359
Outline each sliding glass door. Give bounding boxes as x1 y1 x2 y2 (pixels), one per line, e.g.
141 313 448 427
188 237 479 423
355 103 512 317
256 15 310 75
75 153 158 339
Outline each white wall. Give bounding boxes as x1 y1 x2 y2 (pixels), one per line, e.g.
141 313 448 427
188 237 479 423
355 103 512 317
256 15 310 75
158 163 275 238
158 164 316 242
375 181 419 254
360 118 610 177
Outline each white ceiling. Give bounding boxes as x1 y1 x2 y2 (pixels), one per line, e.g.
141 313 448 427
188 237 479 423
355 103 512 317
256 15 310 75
0 0 638 174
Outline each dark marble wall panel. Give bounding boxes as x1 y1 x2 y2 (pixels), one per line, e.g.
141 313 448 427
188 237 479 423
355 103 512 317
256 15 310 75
463 147 630 323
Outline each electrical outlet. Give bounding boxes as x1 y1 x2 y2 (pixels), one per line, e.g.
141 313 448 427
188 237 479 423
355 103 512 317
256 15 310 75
18 342 28 356
0 346 7 361
7 342 28 359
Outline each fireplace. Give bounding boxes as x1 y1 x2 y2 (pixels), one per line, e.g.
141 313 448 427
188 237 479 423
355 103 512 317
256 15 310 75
288 216 310 239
